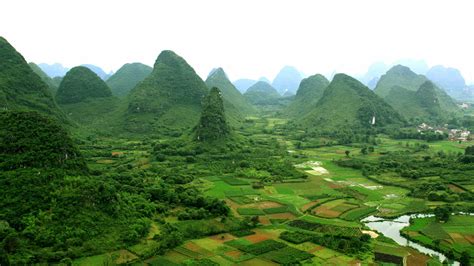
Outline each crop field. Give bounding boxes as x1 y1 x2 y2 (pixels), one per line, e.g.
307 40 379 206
69 116 474 265
402 215 474 257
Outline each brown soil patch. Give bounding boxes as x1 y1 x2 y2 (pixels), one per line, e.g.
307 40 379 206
111 151 124 157
224 199 241 217
114 249 138 264
259 216 272 225
308 245 324 253
406 231 421 237
449 233 469 244
184 242 203 252
448 184 466 193
243 201 283 209
312 206 341 218
268 212 296 220
407 252 430 266
348 259 361 266
240 258 279 266
225 250 243 259
464 234 474 244
245 233 269 243
328 182 343 189
301 200 320 212
209 233 236 243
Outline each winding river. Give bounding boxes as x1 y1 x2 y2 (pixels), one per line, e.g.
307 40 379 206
361 214 461 266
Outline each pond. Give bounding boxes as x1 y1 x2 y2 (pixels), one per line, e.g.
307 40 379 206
361 214 460 265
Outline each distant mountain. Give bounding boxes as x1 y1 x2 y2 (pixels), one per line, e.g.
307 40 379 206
244 81 280 105
359 62 389 85
286 74 329 117
394 59 429 75
126 50 208 132
300 74 404 128
0 37 65 121
426 65 471 101
205 68 254 115
38 63 69 77
367 77 380 90
233 79 257 93
272 66 303 95
81 64 113 80
375 65 459 121
374 65 427 98
106 63 152 97
426 65 466 90
29 62 58 93
259 77 271 83
56 66 112 104
194 87 230 141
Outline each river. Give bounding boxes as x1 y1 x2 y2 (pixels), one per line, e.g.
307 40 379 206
361 214 461 266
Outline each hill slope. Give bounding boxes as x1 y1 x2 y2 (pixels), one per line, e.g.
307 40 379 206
300 74 404 128
375 65 459 119
205 68 254 115
0 37 64 121
244 81 280 106
29 62 58 93
106 63 152 97
0 111 86 171
374 65 427 98
56 66 112 104
126 50 208 132
286 74 329 117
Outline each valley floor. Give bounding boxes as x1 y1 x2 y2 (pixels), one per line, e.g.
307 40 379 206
71 115 474 266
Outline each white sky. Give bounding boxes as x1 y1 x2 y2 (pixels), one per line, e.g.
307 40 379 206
1 0 474 83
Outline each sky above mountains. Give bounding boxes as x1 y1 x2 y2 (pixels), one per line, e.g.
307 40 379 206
2 0 474 83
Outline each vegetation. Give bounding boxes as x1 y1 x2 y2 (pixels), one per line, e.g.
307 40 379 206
2 37 473 266
0 37 64 121
194 87 230 141
244 81 280 105
300 73 405 129
106 63 152 97
286 73 329 117
205 68 255 116
56 66 112 104
126 50 208 132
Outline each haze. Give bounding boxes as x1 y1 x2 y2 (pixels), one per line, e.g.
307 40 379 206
1 0 474 83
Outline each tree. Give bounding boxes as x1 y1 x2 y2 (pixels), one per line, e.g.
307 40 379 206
345 150 350 157
434 206 451 222
460 251 470 266
361 146 368 155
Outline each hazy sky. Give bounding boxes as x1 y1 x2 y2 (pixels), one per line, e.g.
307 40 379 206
2 0 474 83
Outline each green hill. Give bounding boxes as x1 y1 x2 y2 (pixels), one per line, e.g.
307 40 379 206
29 62 58 93
195 87 230 141
300 73 404 128
106 63 152 97
56 66 112 104
0 111 86 171
375 65 459 121
374 65 426 98
0 37 64 121
205 68 255 115
286 74 329 117
244 81 280 105
126 50 208 133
